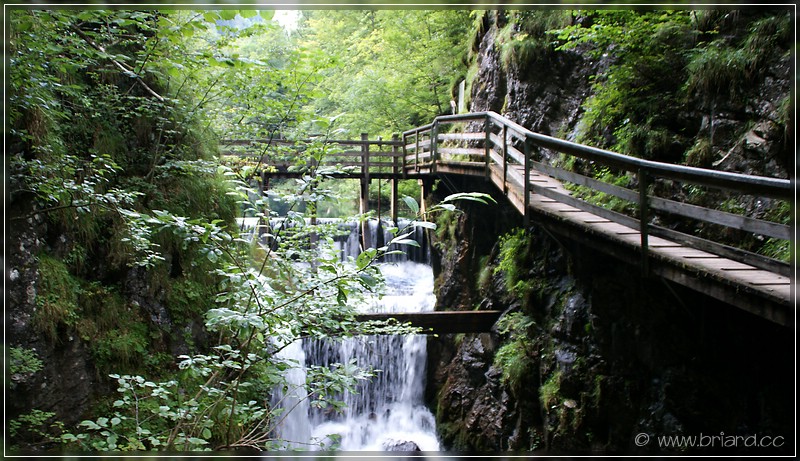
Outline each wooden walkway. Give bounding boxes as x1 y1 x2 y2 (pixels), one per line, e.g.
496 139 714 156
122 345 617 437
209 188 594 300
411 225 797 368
355 311 503 334
224 111 794 328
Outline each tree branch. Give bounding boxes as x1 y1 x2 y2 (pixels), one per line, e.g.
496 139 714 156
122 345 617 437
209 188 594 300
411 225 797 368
70 25 165 102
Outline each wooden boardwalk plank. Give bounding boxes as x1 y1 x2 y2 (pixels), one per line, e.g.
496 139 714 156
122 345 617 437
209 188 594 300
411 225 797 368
354 310 503 334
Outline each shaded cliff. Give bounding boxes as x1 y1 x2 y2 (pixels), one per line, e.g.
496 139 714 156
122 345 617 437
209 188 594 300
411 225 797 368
425 180 793 454
426 8 794 455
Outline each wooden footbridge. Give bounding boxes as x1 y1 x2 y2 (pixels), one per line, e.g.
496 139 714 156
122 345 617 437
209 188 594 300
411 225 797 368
223 111 794 329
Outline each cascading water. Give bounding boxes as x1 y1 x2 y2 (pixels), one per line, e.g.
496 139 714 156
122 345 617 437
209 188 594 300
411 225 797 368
237 217 431 265
302 261 439 451
265 218 439 451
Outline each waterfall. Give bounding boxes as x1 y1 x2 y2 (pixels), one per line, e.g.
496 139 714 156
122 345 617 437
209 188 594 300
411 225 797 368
270 219 439 452
303 262 438 451
239 217 431 265
272 340 311 450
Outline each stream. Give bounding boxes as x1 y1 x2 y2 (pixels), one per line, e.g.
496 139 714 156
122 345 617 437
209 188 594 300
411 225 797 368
239 218 440 451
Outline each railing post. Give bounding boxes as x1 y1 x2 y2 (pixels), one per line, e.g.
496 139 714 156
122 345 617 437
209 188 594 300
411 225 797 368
391 134 399 224
484 114 491 179
360 133 371 250
639 168 650 275
400 133 407 179
431 121 439 174
362 132 370 182
523 137 531 227
502 124 508 194
415 130 420 172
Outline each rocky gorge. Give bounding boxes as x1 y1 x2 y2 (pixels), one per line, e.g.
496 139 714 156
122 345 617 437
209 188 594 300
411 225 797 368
424 8 794 454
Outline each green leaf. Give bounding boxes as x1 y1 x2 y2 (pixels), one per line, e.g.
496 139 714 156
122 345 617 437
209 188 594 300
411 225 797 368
402 195 419 214
444 192 496 204
337 287 348 305
412 220 437 230
79 420 101 430
358 273 379 288
434 203 457 212
355 248 377 270
219 10 238 20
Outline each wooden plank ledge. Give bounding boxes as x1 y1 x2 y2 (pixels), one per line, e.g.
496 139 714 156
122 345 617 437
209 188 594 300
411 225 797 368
354 310 503 334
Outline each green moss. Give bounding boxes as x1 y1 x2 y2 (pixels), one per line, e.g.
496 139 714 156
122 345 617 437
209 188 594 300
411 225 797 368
75 282 152 374
494 339 534 391
539 370 563 410
494 228 528 292
92 323 150 370
434 209 457 244
476 255 493 295
34 254 82 341
33 254 157 374
467 10 487 60
685 40 752 99
684 137 714 167
591 374 605 408
463 62 480 110
565 167 637 216
497 10 572 73
166 277 217 326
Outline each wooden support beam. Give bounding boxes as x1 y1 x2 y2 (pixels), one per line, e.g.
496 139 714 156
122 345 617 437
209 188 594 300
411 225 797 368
391 135 399 223
354 310 503 334
361 133 371 250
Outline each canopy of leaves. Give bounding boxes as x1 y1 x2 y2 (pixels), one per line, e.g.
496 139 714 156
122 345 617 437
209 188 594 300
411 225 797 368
299 10 472 137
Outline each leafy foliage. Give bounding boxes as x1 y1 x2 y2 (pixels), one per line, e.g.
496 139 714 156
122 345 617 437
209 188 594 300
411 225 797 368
497 10 572 73
7 5 493 453
493 312 537 392
553 10 695 159
300 10 471 137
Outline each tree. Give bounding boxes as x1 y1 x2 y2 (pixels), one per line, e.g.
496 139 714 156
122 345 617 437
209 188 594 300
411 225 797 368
299 10 472 137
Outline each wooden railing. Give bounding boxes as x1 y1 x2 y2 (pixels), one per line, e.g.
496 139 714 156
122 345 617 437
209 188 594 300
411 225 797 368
403 111 793 276
223 112 792 276
221 136 405 178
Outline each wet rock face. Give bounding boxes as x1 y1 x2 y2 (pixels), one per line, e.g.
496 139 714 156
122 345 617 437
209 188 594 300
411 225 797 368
700 52 792 179
427 198 794 454
426 11 793 453
428 332 513 451
5 199 207 434
468 12 609 147
469 11 506 115
382 439 421 451
5 197 98 428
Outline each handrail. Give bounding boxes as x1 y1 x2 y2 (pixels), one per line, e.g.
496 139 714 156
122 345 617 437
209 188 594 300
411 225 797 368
230 112 792 273
402 111 793 274
404 111 792 200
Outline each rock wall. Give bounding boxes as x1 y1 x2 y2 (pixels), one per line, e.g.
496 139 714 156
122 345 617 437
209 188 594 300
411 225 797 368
425 9 794 455
425 181 794 454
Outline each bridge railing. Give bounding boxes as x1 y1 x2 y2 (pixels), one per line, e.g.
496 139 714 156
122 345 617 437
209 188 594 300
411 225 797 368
403 111 793 275
221 137 404 177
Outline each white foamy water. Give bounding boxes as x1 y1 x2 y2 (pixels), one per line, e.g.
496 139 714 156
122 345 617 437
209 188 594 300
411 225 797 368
274 261 439 452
